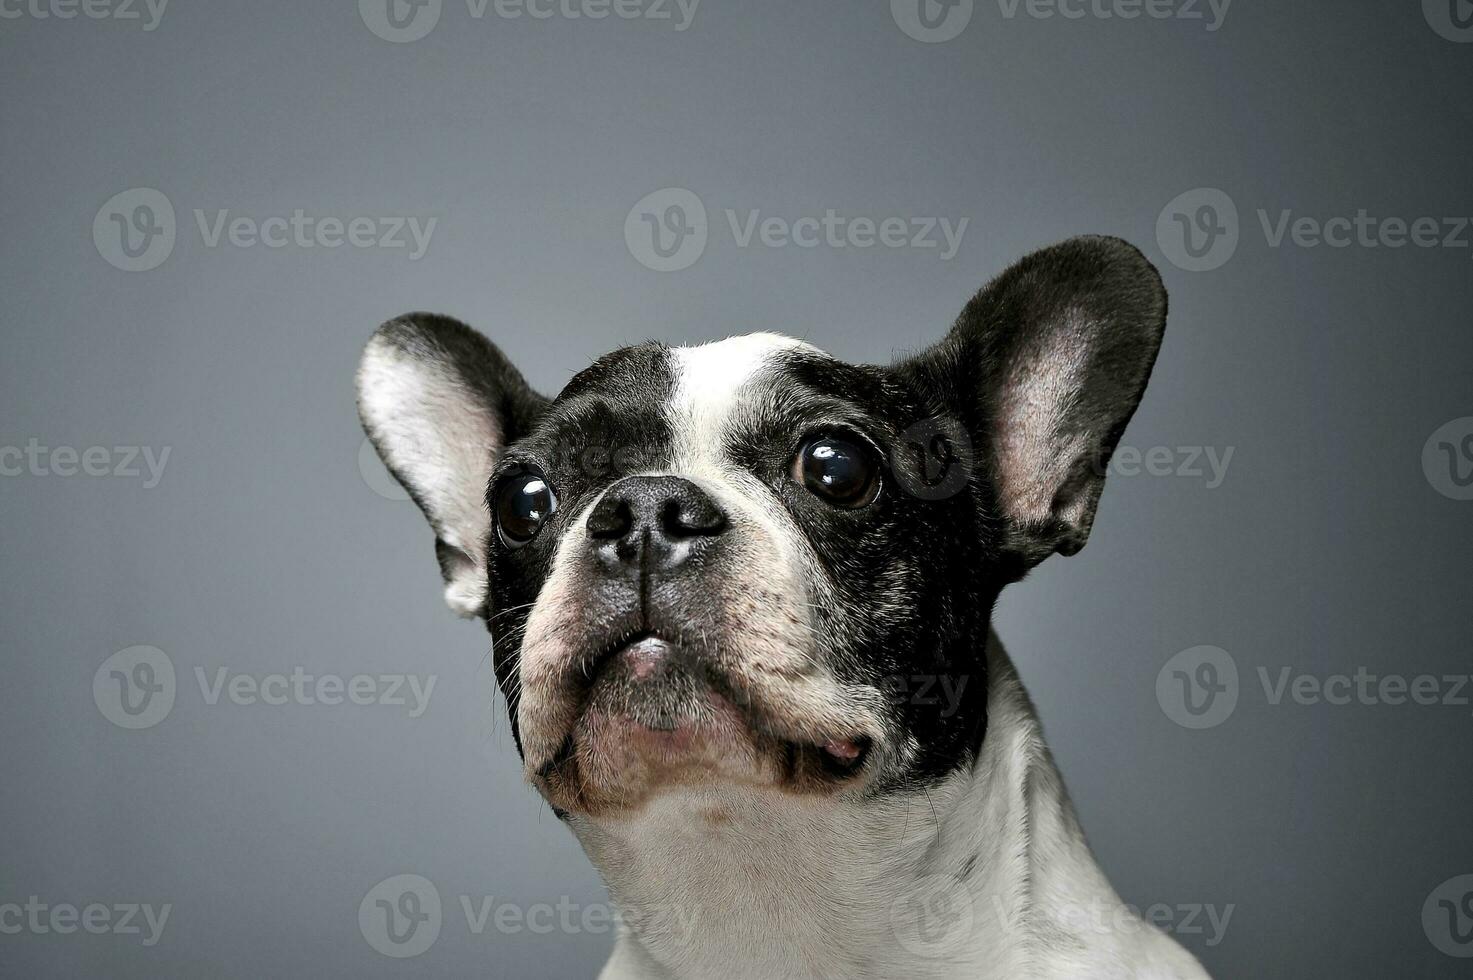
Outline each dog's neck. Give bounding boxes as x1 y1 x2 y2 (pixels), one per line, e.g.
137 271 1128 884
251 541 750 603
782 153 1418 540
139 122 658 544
571 633 1147 980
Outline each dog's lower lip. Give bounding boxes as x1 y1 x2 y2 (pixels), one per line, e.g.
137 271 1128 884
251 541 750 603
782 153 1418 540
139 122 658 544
581 631 672 683
554 637 876 790
821 739 864 763
816 736 871 776
619 635 673 680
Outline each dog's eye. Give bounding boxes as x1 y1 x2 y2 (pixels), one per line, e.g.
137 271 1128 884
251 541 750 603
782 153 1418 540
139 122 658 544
495 469 559 548
793 434 880 509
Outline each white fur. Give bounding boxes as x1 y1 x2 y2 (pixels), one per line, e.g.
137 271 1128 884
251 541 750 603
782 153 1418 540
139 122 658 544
357 333 499 616
664 332 826 581
666 332 821 468
584 634 1209 980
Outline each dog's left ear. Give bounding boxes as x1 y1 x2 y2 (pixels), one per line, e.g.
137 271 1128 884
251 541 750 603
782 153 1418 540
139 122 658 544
902 236 1167 570
357 313 548 617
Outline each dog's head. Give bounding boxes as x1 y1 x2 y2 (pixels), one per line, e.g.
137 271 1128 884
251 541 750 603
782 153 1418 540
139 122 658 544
357 236 1165 818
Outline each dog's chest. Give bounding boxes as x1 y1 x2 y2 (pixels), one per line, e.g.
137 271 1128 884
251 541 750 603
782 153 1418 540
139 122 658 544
574 787 1025 980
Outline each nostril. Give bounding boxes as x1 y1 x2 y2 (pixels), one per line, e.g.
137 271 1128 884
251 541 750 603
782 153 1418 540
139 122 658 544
662 495 727 538
588 497 634 540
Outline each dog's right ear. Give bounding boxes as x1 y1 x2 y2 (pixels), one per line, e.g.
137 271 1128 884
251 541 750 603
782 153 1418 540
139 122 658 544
356 313 548 618
899 236 1167 573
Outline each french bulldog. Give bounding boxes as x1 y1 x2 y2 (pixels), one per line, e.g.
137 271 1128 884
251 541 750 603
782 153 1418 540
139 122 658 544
356 235 1210 979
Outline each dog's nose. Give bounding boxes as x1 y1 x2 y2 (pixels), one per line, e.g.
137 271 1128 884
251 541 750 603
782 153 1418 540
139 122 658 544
587 476 727 570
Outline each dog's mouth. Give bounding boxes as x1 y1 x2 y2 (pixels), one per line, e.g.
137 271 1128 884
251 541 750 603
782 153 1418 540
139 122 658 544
529 632 874 814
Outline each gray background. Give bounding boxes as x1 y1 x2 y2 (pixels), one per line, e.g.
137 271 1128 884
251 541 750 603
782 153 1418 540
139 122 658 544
2 0 1471 976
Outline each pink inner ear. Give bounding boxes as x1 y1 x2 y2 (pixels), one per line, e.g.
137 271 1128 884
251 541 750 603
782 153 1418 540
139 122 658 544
992 320 1091 526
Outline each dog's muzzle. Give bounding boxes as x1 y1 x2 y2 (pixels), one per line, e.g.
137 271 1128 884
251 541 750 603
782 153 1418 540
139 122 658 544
515 472 884 816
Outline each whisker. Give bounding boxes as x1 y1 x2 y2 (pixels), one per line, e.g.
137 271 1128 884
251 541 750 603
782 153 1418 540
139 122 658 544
489 601 538 623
